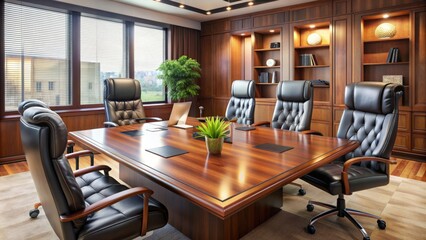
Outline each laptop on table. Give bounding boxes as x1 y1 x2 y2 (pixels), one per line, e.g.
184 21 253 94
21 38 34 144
150 102 193 129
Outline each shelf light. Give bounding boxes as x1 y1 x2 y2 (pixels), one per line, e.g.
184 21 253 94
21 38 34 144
269 29 275 33
383 14 390 19
241 33 246 36
309 25 316 29
248 1 254 6
206 11 211 15
226 6 232 11
179 4 184 8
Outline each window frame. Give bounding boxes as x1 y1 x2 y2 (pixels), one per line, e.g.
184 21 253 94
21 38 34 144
1 0 169 116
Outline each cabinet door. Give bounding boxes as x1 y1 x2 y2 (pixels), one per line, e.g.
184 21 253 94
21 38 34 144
213 33 231 98
413 10 426 112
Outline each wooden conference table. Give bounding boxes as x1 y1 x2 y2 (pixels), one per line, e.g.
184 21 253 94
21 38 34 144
69 118 359 240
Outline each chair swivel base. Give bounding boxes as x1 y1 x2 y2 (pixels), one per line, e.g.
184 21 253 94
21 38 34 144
306 194 386 240
289 182 306 195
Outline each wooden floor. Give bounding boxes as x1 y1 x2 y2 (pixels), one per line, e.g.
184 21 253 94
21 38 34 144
1 146 425 181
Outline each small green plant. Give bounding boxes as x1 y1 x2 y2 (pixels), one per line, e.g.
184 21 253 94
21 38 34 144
196 116 230 139
157 55 201 102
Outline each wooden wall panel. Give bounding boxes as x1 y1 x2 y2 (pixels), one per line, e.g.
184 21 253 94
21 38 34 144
413 10 426 111
398 111 411 132
212 98 229 117
200 36 213 98
291 2 332 22
253 12 288 28
333 0 351 16
352 0 425 13
213 33 231 98
412 134 426 153
254 99 275 123
394 132 411 151
412 113 426 133
333 15 352 106
231 18 252 31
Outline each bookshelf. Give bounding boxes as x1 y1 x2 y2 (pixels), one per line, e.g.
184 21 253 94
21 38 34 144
252 28 281 98
293 22 331 104
362 12 410 106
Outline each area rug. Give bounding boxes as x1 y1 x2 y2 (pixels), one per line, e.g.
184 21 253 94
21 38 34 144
0 172 425 239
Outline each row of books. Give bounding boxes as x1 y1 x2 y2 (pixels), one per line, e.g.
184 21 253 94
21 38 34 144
299 54 317 66
386 48 399 63
258 71 277 83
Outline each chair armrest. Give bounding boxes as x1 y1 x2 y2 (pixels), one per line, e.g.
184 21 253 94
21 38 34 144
136 117 163 122
73 165 112 177
300 130 323 136
60 187 153 236
341 156 396 195
104 121 119 127
66 150 95 170
252 121 271 127
67 140 75 148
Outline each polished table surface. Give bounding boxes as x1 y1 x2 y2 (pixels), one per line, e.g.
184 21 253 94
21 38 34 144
69 118 358 218
69 118 359 239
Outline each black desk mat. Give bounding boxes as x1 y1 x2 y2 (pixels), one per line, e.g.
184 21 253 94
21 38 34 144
146 146 188 158
121 130 144 137
254 143 293 153
235 126 256 131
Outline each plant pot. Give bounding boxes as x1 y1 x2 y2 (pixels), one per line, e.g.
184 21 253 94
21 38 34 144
205 137 224 155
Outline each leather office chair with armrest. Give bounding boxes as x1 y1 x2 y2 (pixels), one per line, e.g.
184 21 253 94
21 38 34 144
19 106 168 240
301 82 403 240
225 80 255 125
17 99 91 169
104 78 162 127
253 80 319 195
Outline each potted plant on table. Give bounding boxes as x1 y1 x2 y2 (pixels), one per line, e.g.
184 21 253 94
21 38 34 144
196 117 230 155
157 55 201 102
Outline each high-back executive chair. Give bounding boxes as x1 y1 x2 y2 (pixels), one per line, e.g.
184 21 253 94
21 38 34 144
301 82 403 240
17 99 92 169
104 78 162 127
253 80 317 195
225 80 255 125
19 106 168 240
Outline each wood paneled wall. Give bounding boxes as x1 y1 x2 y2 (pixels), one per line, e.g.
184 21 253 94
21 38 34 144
199 0 426 159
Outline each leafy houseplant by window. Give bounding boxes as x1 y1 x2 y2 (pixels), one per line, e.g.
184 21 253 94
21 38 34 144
196 117 230 155
157 55 201 102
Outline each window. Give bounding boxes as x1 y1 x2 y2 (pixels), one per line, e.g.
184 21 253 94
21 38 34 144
48 81 55 90
4 3 70 111
80 16 125 105
36 82 42 92
134 25 166 103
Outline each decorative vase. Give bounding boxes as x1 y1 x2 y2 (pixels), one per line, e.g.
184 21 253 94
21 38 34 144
375 23 396 39
307 33 322 46
205 137 224 155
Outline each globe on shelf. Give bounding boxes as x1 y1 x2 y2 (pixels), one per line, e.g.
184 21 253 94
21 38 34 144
375 23 396 39
307 33 322 46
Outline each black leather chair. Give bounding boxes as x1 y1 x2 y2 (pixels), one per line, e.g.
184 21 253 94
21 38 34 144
301 82 403 240
17 99 91 169
225 80 255 125
104 78 162 127
19 106 168 240
253 80 318 195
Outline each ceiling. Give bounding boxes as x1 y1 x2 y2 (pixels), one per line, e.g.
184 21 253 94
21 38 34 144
113 0 317 22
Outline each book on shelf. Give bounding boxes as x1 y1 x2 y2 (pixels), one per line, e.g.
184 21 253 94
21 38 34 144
271 71 277 83
386 48 399 63
299 54 317 66
258 72 269 83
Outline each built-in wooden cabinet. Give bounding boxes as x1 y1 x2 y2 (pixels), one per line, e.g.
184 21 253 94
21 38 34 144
199 0 426 159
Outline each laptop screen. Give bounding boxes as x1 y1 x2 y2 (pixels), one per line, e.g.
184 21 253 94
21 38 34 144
168 102 192 126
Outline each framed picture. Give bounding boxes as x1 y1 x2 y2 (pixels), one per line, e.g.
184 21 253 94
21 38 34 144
382 75 403 85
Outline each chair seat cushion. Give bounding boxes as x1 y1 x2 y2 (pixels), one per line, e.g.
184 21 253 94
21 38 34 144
76 171 168 240
301 163 389 195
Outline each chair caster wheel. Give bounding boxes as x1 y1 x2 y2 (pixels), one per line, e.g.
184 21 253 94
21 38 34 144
307 203 314 212
377 219 386 229
29 209 40 218
298 188 306 196
307 224 316 234
363 237 370 240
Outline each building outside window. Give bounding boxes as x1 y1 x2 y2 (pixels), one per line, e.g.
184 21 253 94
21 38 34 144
48 81 55 90
4 3 70 111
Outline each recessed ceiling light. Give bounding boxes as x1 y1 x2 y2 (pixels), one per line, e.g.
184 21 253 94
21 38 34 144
206 11 211 15
383 14 389 19
309 25 316 29
269 29 275 33
248 1 254 6
179 4 184 8
241 33 246 36
226 6 231 11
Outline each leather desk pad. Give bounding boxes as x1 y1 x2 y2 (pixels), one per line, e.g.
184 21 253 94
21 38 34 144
254 143 293 153
146 146 188 158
